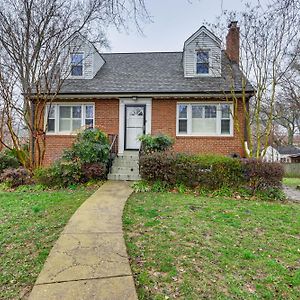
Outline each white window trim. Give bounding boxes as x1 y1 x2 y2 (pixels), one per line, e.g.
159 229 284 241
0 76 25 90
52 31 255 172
45 102 95 135
176 102 234 137
194 49 212 77
69 52 85 78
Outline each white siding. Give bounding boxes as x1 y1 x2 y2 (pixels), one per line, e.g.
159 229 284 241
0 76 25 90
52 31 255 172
183 28 221 78
92 50 105 78
61 35 104 80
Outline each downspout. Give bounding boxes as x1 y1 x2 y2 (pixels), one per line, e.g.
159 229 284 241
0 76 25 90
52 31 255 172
31 99 35 168
244 97 250 157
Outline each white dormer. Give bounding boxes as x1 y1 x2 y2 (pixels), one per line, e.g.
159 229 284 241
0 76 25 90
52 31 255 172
183 26 222 78
62 34 105 80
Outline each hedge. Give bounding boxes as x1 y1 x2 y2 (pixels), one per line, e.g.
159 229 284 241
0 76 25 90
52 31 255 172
139 152 284 192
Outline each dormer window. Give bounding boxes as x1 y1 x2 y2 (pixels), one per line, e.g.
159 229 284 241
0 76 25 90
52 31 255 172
71 53 84 76
196 50 209 74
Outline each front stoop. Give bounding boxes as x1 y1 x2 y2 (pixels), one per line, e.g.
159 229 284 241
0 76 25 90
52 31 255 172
108 151 141 181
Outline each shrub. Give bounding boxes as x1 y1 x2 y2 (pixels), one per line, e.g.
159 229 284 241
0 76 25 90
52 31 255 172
35 129 110 188
139 134 174 154
0 152 20 173
34 167 59 187
62 128 110 164
35 161 83 188
0 167 32 188
242 159 284 191
140 152 243 190
140 153 284 197
139 152 177 184
81 163 106 180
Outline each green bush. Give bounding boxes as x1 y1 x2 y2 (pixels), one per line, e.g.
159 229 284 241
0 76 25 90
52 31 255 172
140 152 243 190
139 153 283 195
62 129 110 164
139 134 174 154
34 161 83 188
0 152 20 173
35 129 110 188
34 167 59 187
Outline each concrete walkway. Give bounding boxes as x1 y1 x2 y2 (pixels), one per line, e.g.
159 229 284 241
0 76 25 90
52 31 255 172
284 185 300 203
29 181 137 300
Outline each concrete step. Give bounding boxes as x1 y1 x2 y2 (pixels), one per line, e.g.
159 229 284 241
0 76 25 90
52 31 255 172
122 151 139 157
107 173 141 181
116 155 139 161
113 160 139 168
111 166 139 175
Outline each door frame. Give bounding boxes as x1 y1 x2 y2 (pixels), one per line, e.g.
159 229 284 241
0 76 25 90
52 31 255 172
118 98 152 155
124 104 146 150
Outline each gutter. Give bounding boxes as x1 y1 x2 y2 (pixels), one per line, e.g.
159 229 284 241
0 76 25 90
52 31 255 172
31 91 255 100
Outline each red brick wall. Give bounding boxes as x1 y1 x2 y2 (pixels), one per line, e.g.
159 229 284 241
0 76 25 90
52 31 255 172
43 99 119 166
151 98 245 157
43 97 245 165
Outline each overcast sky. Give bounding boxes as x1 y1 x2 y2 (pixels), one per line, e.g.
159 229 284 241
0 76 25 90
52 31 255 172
106 0 247 53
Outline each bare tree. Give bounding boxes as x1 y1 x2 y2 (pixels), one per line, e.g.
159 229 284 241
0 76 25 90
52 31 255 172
0 0 148 170
219 0 300 158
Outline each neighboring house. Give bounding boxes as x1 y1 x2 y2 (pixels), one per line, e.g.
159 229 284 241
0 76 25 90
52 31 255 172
43 22 254 168
263 145 300 163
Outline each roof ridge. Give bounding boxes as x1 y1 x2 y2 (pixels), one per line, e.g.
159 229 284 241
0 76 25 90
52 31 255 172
101 51 183 55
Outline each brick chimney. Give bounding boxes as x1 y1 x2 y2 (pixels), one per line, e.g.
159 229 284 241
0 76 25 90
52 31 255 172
226 21 240 64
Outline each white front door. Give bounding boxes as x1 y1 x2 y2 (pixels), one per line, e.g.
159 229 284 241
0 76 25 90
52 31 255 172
125 105 145 150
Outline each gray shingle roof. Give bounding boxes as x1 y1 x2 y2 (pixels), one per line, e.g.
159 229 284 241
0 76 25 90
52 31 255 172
277 145 300 155
60 51 254 95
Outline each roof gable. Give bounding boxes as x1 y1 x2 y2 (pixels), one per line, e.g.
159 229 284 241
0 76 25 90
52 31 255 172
184 26 222 48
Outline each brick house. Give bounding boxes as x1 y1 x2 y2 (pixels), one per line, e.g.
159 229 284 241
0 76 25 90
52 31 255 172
44 22 253 178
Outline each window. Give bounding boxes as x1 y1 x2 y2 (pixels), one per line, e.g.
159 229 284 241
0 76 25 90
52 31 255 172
71 53 83 76
178 104 188 133
47 106 55 132
177 103 233 136
46 104 94 134
196 51 209 74
221 104 231 134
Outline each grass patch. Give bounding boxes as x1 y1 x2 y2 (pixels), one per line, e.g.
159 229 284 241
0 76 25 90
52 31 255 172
283 177 300 188
123 192 300 299
0 186 97 299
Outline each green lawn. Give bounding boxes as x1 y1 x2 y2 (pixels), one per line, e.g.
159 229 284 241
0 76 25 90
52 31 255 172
283 177 300 188
123 192 300 299
0 187 96 299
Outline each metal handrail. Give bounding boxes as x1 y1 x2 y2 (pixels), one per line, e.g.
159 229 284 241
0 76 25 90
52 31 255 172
107 134 118 174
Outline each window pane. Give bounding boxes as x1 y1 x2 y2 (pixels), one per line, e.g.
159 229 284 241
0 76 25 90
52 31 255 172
179 120 187 133
59 119 71 131
72 119 82 131
192 106 203 118
205 106 216 118
47 119 55 132
48 106 55 118
71 53 83 64
72 106 81 118
71 66 83 76
192 119 216 134
85 119 94 128
59 106 71 118
179 105 187 118
221 120 230 134
221 105 230 119
197 51 209 63
197 63 209 74
86 106 94 119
